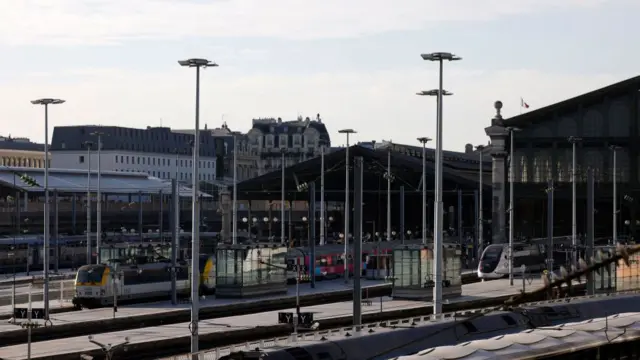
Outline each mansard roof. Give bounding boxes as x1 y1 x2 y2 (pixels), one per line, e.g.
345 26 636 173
503 75 640 128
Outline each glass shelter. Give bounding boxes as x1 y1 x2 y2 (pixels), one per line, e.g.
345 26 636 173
215 244 288 298
391 244 462 300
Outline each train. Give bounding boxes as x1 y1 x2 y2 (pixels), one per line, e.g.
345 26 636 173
215 292 640 360
285 240 424 283
477 236 614 279
72 248 216 309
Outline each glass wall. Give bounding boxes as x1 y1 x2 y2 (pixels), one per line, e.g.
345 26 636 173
216 246 287 287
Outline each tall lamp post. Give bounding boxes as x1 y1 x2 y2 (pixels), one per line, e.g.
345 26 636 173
84 141 94 265
319 142 326 245
417 137 432 245
475 145 485 260
568 136 582 265
506 127 521 286
338 129 356 283
90 131 105 264
419 51 460 316
31 97 65 322
610 145 620 244
384 146 394 242
232 136 238 245
178 57 218 360
280 148 286 245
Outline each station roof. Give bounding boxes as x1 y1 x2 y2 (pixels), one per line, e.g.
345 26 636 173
0 166 210 197
234 145 489 201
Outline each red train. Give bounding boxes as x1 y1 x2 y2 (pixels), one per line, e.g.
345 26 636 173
285 240 422 282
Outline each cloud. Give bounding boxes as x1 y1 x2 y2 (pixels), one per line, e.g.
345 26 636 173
0 0 610 46
0 65 626 152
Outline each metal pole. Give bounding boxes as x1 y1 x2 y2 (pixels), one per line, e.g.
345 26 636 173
171 179 178 305
86 146 91 265
294 263 300 335
138 191 143 242
478 151 483 257
586 168 595 295
613 148 618 244
281 151 285 244
97 134 102 264
43 103 50 321
422 142 427 244
54 190 59 272
190 65 202 359
159 190 164 243
387 149 391 242
309 182 316 288
344 135 350 283
400 186 405 244
232 136 238 245
572 141 577 265
457 189 462 242
27 284 32 360
112 273 118 319
433 60 444 316
353 156 363 328
546 180 554 272
320 145 325 246
508 129 515 286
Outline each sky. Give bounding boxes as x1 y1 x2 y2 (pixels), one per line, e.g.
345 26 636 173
0 0 638 152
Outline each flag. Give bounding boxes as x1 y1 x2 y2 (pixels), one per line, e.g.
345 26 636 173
520 98 530 109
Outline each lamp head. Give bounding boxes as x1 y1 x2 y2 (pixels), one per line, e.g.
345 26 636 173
420 52 462 62
338 129 356 134
417 137 432 144
178 58 218 67
416 89 453 96
31 98 65 105
475 144 485 151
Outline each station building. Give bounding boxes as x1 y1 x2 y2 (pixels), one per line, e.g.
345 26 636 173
487 75 640 242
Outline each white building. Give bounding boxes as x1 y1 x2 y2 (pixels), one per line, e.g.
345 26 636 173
49 125 230 183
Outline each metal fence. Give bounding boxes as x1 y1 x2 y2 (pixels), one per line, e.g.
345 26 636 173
0 279 74 311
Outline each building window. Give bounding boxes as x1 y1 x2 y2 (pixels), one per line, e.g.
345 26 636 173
120 156 124 163
115 156 118 163
79 155 85 164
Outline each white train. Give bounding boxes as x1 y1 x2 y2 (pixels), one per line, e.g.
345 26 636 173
477 236 612 279
72 254 216 309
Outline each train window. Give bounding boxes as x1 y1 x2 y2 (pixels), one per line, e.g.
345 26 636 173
461 321 478 333
77 267 105 283
513 245 525 252
481 246 502 261
317 352 332 360
501 315 517 326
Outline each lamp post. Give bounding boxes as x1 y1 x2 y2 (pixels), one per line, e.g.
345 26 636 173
320 143 326 245
417 137 432 245
568 136 582 265
610 145 620 244
232 136 238 245
338 129 356 283
90 131 105 264
173 148 181 240
178 57 218 360
475 145 485 260
281 148 287 245
419 51 460 316
386 146 392 243
30 97 65 322
84 141 94 265
506 127 521 286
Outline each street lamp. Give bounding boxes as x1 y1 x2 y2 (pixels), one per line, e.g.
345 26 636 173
90 131 106 264
87 335 130 360
383 149 395 243
417 137 432 245
610 145 621 245
338 128 356 283
178 57 218 360
280 148 287 245
231 135 239 245
84 141 94 265
320 141 326 246
475 144 485 260
30 97 65 322
568 135 582 265
419 51 460 317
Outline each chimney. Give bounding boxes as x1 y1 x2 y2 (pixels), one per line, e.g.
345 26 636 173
465 143 473 154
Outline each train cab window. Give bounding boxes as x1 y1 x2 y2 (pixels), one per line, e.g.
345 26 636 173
513 245 525 252
336 254 345 265
481 246 502 261
76 266 105 284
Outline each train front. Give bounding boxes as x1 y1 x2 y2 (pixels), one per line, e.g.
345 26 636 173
477 244 506 279
72 264 109 308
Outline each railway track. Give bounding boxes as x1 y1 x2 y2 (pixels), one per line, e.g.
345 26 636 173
1 273 482 347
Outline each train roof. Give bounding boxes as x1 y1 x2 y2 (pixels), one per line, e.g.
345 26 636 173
289 240 461 255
